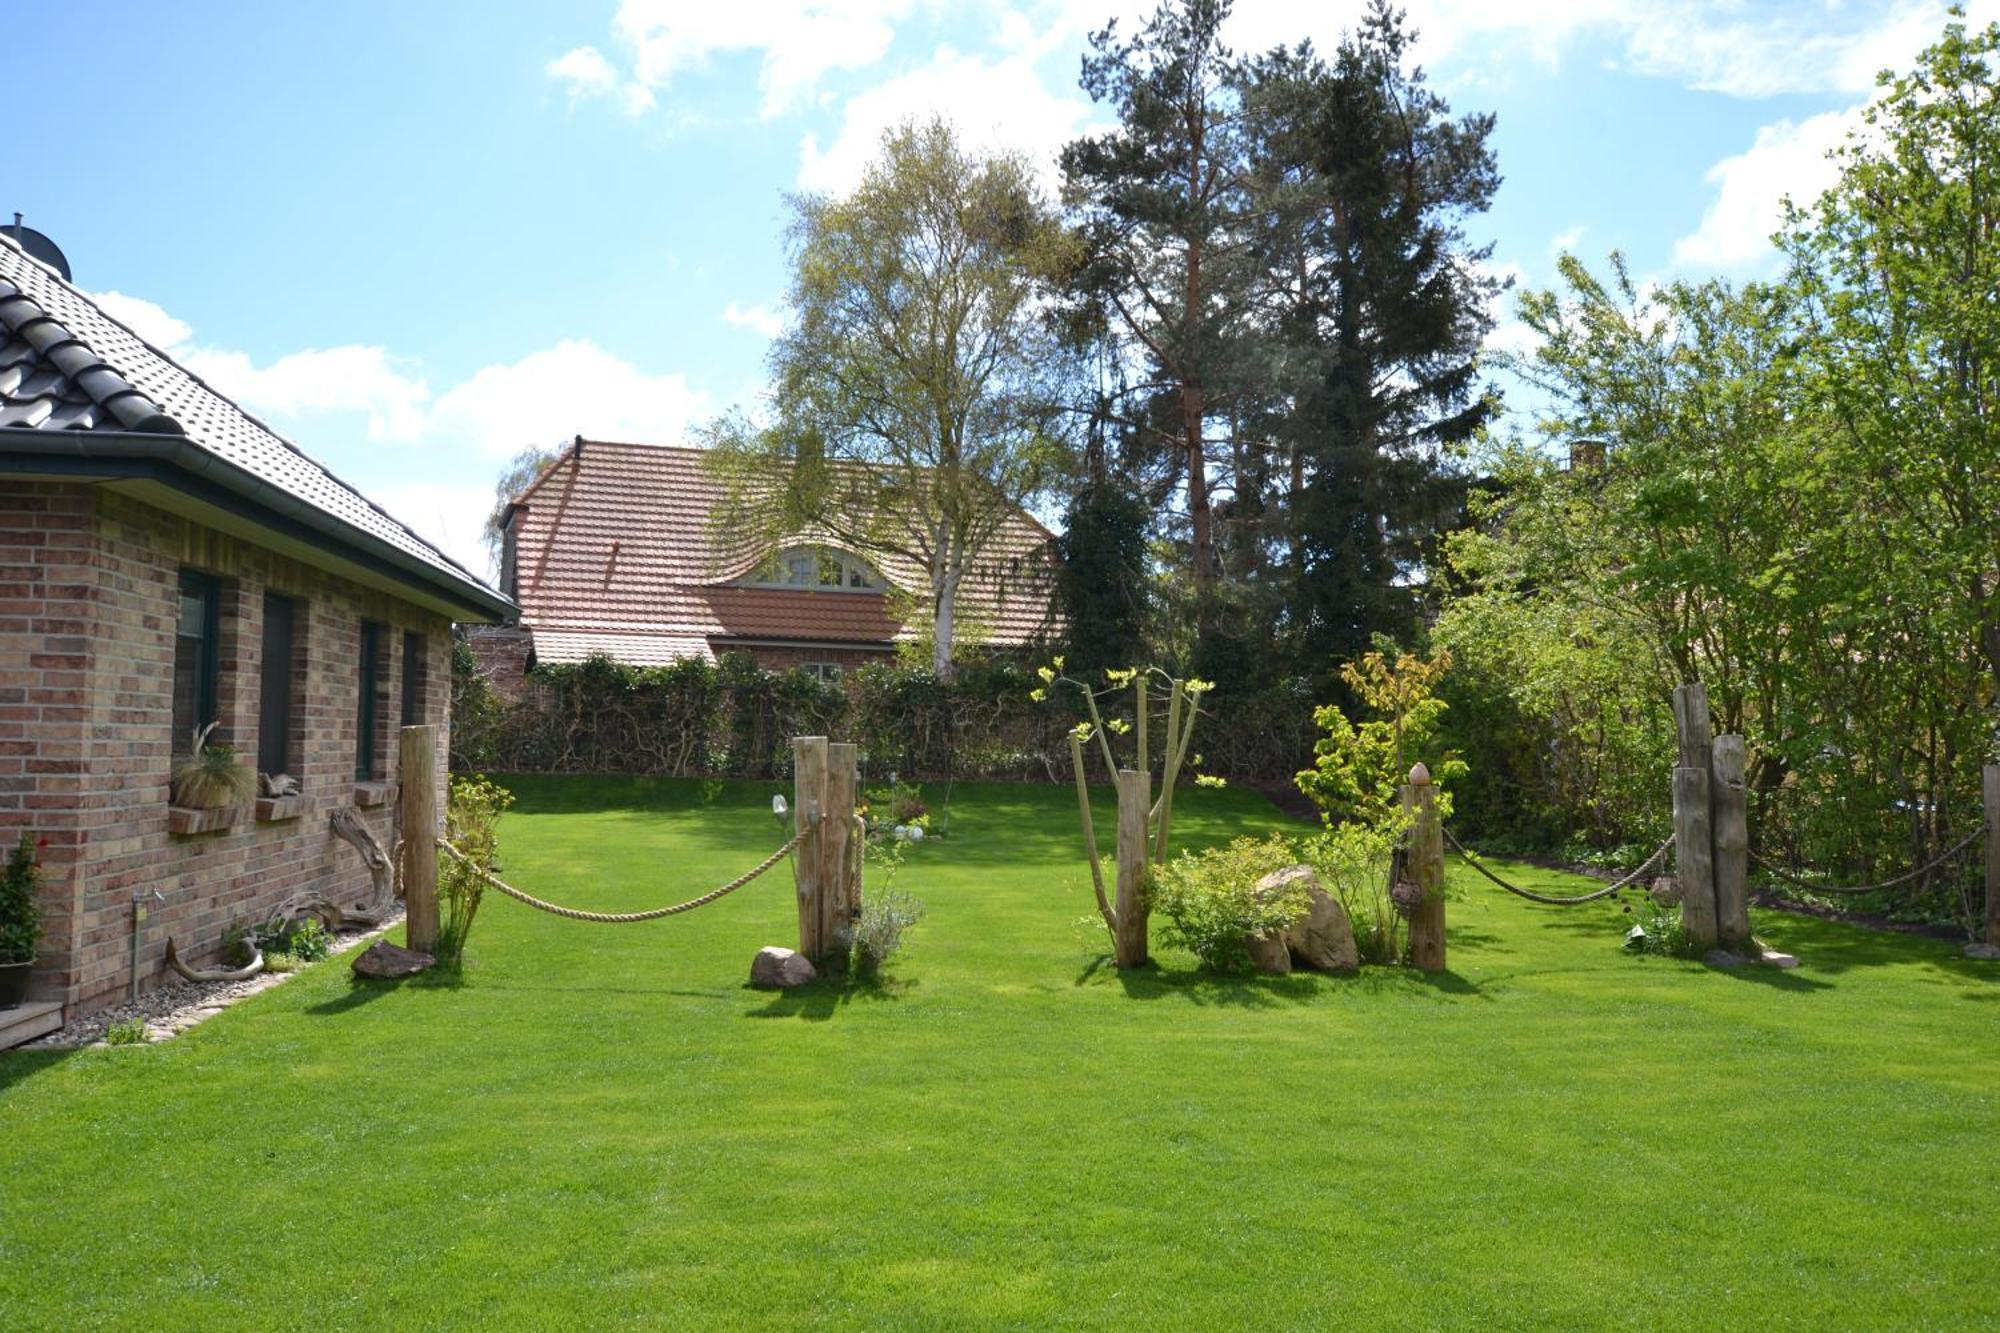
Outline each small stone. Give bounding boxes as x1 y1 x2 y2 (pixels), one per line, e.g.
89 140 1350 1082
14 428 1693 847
750 946 817 989
1704 947 1750 969
352 941 434 980
1758 950 1800 969
1963 942 2000 961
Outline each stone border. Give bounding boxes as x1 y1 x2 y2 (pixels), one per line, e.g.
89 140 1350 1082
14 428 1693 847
19 915 400 1049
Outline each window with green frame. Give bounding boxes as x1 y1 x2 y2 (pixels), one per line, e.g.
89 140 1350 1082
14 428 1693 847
172 570 220 754
355 620 383 781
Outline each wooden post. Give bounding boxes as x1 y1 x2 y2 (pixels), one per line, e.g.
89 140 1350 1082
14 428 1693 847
1671 684 1718 953
1113 768 1150 968
1712 734 1752 951
821 742 857 970
1984 765 2000 948
398 724 440 955
1402 763 1446 972
792 736 827 963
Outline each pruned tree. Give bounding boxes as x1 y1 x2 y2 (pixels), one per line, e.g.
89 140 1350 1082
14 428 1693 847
710 119 1073 679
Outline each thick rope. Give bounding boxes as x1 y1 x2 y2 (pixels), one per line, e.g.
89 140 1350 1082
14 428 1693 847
437 828 807 924
1748 824 1986 896
1444 828 1675 906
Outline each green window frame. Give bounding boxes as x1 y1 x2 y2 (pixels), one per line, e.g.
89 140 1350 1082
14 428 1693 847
356 620 383 781
172 570 220 754
258 593 296 777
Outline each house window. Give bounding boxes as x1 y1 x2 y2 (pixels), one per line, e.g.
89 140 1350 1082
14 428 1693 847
750 546 880 592
258 593 297 776
802 662 844 684
172 570 220 754
356 620 384 781
401 630 426 725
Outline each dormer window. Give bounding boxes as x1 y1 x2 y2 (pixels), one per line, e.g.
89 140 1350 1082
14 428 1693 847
748 546 881 592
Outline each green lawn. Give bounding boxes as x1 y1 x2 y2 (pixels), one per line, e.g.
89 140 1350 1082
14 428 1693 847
3 776 1997 1329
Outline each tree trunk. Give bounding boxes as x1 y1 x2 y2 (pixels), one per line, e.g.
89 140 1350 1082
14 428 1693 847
932 552 959 682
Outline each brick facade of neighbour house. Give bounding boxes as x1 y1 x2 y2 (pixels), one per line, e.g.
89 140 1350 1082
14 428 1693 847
0 232 511 1025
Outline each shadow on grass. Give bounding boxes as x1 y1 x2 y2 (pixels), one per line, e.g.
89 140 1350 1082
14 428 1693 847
306 967 467 1016
744 973 917 1021
1074 955 1491 1006
0 1047 75 1093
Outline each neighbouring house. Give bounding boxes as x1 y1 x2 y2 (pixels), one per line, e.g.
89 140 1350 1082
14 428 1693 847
471 437 1057 693
0 230 513 1035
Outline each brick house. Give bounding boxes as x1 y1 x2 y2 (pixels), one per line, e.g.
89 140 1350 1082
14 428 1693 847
473 437 1056 693
0 232 512 1033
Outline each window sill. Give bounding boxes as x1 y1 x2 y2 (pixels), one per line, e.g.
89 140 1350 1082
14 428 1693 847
168 804 245 836
351 781 396 808
255 795 305 823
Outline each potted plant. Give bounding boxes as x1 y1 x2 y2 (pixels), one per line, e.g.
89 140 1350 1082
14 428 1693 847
0 832 42 1009
171 722 257 811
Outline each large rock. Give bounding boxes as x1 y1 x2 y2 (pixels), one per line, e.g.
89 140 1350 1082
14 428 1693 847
1963 942 2000 961
1244 931 1292 975
352 941 433 979
1255 865 1360 974
750 946 817 989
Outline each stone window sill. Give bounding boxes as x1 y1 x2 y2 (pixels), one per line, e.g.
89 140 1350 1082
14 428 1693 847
255 795 305 823
352 781 396 808
168 804 245 836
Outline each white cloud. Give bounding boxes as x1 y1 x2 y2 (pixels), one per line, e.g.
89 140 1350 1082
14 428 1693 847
1549 225 1586 257
553 0 926 121
428 338 712 458
181 344 433 443
1674 108 1855 269
89 289 194 351
722 301 786 338
797 45 1096 193
364 481 502 580
547 45 657 116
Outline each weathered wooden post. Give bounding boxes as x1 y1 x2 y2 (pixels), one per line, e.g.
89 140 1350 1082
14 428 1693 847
398 724 440 954
1113 767 1150 968
1984 764 2000 948
1402 762 1446 971
792 735 828 963
820 741 857 970
1712 733 1752 951
1671 684 1719 952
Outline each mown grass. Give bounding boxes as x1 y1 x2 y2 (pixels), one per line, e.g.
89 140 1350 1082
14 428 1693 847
3 775 1997 1329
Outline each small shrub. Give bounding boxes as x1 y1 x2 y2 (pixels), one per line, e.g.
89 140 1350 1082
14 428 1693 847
1153 834 1312 971
850 890 925 976
280 916 331 962
231 914 333 967
436 774 515 970
1627 905 1693 958
103 1016 148 1046
170 724 257 810
1303 820 1403 966
262 951 301 973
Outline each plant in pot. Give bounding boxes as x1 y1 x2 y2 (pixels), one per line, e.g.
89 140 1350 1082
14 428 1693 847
0 832 42 1009
171 722 256 811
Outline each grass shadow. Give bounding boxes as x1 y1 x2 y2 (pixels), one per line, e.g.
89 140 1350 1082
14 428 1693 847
0 1047 75 1092
744 972 916 1021
304 979 403 1015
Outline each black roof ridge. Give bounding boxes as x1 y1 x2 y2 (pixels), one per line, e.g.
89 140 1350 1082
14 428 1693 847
0 232 497 596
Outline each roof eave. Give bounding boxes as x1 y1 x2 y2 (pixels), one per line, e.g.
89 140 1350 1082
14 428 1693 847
0 429 516 622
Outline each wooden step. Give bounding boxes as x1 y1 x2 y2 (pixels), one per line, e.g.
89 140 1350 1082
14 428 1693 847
0 1000 63 1051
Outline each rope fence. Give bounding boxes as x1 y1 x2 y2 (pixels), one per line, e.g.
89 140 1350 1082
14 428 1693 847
1442 827 1675 906
438 827 808 925
1747 823 1986 897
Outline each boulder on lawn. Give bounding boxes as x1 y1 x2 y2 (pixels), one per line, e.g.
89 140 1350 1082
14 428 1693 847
1964 942 2000 962
750 946 817 989
352 940 433 979
1254 865 1360 974
1245 930 1292 975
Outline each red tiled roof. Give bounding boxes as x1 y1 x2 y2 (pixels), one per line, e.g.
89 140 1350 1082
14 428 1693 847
511 439 1057 665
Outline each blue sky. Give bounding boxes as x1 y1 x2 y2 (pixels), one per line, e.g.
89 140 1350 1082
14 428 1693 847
14 0 1989 577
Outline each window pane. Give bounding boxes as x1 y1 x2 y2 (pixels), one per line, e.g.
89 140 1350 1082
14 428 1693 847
356 621 381 781
402 631 424 725
818 551 843 586
258 594 295 775
848 563 870 588
173 571 218 755
786 552 812 585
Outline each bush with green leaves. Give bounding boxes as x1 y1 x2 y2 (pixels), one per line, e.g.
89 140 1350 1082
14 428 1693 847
436 775 515 970
849 890 925 977
1152 834 1313 972
0 832 43 965
1626 904 1694 959
1302 820 1403 966
103 1016 147 1046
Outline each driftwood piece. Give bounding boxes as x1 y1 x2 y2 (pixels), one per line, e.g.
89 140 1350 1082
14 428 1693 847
165 935 264 983
312 805 401 928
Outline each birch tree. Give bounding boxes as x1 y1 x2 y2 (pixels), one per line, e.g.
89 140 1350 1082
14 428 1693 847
710 120 1070 679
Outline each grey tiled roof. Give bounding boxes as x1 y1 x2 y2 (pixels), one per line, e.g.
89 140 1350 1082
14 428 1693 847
0 233 503 609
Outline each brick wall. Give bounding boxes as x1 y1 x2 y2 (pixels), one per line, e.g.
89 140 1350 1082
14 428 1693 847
0 482 457 1015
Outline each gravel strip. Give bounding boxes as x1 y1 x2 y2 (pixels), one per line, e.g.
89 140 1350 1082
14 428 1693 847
21 916 401 1049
